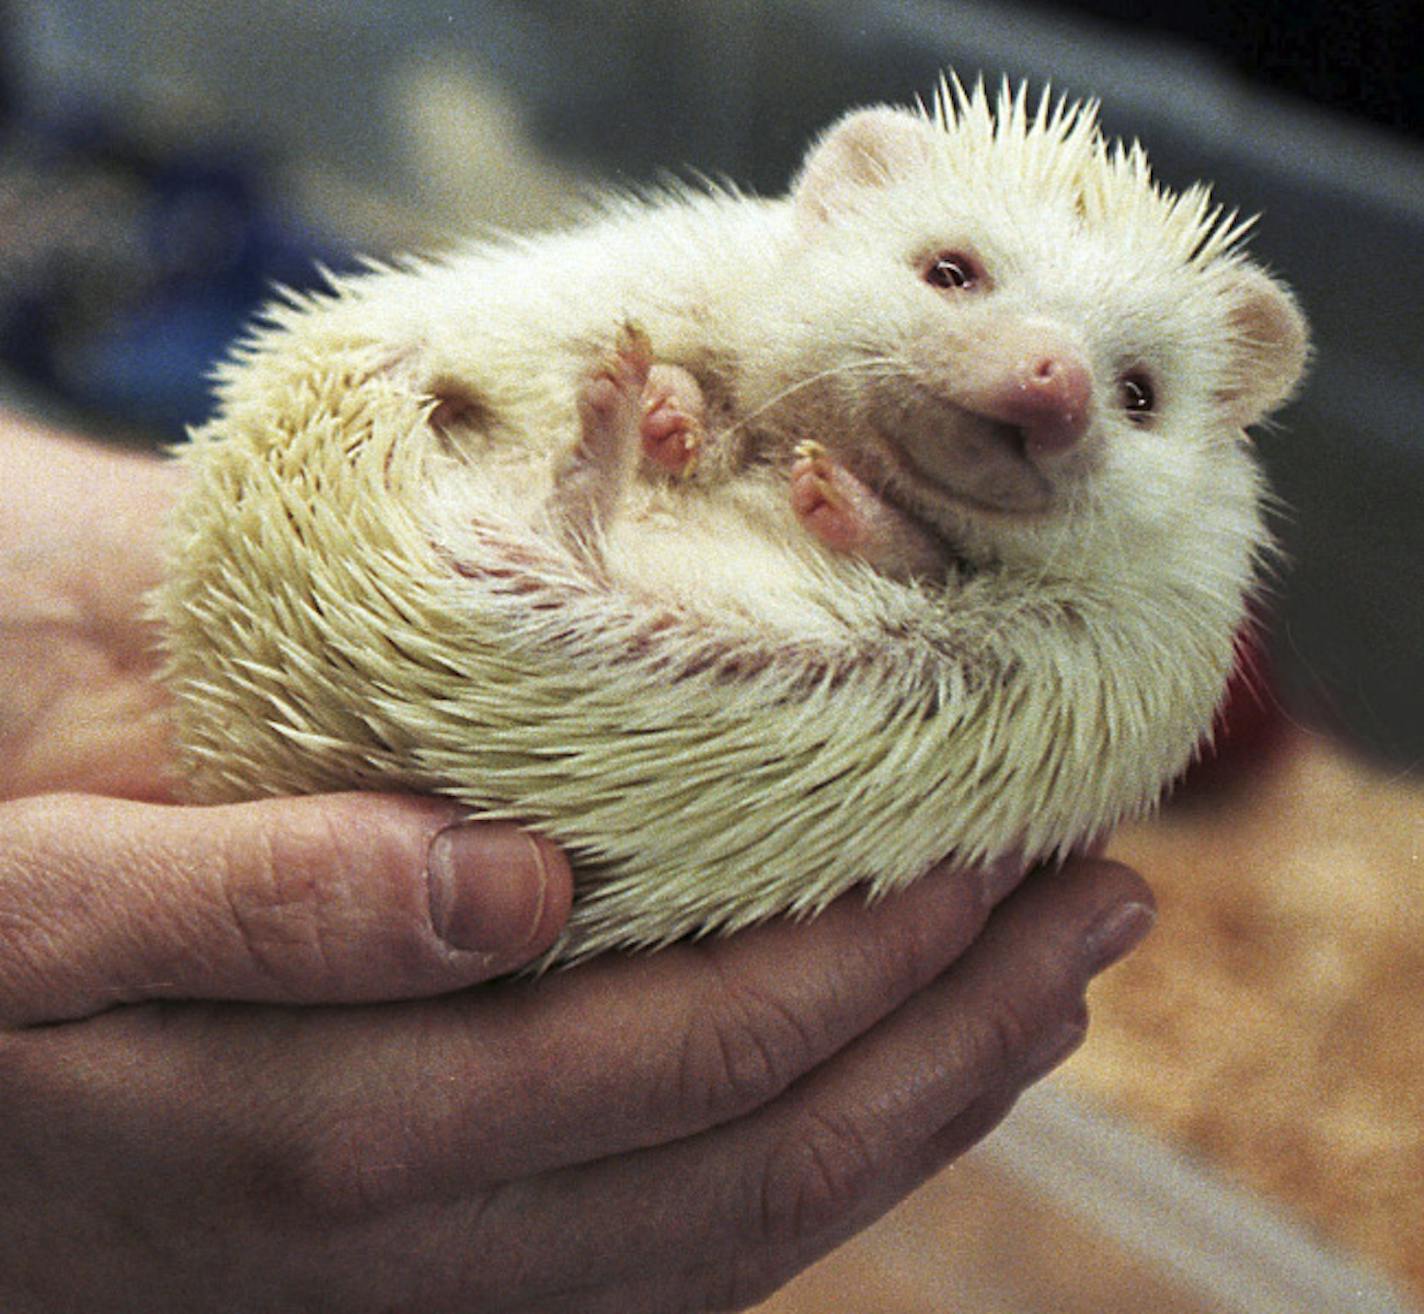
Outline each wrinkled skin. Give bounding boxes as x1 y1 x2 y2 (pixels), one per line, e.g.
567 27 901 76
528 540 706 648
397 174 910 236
0 413 1154 1313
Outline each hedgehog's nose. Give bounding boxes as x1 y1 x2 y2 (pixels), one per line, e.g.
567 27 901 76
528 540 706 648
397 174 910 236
1004 354 1094 454
954 321 1094 457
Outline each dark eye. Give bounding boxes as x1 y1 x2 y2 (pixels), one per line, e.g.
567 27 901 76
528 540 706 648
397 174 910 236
923 251 983 291
1119 370 1156 424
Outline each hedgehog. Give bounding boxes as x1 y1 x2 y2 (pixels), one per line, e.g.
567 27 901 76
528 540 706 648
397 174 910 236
156 78 1309 964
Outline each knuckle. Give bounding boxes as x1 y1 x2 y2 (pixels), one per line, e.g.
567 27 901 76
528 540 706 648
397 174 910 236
756 1109 879 1245
665 967 814 1126
248 1109 420 1225
216 801 363 994
963 996 1042 1077
218 818 310 986
866 886 971 994
843 870 987 1010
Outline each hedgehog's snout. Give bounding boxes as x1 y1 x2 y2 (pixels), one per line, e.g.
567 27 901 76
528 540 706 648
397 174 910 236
950 322 1095 462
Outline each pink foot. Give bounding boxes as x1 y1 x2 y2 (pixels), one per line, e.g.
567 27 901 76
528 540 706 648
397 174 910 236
640 364 706 476
575 325 650 461
789 447 867 555
545 323 652 543
789 442 946 580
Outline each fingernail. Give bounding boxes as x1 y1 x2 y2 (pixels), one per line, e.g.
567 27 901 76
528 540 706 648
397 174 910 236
1080 900 1156 976
426 823 550 954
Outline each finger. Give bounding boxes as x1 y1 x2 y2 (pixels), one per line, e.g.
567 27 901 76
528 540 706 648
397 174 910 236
426 859 1151 1304
0 792 572 1025
519 1084 1030 1314
213 851 1031 1208
75 851 1030 1222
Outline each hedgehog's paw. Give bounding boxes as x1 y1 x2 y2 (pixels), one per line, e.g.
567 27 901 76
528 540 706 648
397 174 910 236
790 442 945 580
789 443 859 553
545 324 651 546
577 322 652 466
640 363 706 478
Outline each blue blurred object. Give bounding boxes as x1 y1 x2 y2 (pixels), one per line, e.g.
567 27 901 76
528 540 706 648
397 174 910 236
0 107 353 438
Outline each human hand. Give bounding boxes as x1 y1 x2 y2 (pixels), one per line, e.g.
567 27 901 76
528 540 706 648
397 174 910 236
0 805 1152 1312
0 414 586 1306
0 415 183 801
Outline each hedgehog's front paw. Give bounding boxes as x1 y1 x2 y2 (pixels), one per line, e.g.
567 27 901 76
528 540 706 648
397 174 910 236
790 441 946 580
576 322 653 462
546 323 652 546
640 364 706 477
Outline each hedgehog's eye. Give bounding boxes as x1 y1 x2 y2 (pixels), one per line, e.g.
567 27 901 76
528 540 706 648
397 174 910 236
1118 370 1156 424
923 251 984 292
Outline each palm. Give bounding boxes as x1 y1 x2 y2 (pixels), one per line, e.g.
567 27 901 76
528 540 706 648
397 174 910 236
0 612 174 801
0 424 182 803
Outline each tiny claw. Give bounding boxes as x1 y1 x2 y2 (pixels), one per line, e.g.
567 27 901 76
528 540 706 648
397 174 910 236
789 441 844 510
616 320 654 372
789 465 847 517
677 435 703 480
809 472 845 511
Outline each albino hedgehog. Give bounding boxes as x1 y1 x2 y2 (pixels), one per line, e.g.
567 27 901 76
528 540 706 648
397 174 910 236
157 79 1309 964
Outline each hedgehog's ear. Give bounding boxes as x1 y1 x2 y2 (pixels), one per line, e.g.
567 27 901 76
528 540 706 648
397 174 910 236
1217 265 1310 429
793 107 931 227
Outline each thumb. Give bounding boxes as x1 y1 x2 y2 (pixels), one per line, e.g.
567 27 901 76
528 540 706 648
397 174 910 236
0 792 573 1026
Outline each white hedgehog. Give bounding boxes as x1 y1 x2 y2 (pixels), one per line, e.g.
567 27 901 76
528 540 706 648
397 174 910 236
157 78 1309 964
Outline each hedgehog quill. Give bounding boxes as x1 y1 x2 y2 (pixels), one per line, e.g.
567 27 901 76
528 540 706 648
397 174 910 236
157 78 1309 964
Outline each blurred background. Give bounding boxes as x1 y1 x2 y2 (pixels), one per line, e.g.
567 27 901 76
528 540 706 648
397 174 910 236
1 3 1420 1310
2 0 1420 770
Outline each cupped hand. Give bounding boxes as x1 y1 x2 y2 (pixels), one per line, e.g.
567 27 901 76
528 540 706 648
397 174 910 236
0 793 1152 1311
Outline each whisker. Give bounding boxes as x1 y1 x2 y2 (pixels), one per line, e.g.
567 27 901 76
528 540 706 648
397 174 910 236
719 355 902 441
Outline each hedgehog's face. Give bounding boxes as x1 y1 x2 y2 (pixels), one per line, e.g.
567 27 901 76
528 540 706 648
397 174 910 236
768 90 1308 584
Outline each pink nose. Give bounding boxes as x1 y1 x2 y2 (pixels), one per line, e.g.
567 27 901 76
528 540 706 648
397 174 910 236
954 325 1095 456
1000 354 1094 452
972 353 1093 454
